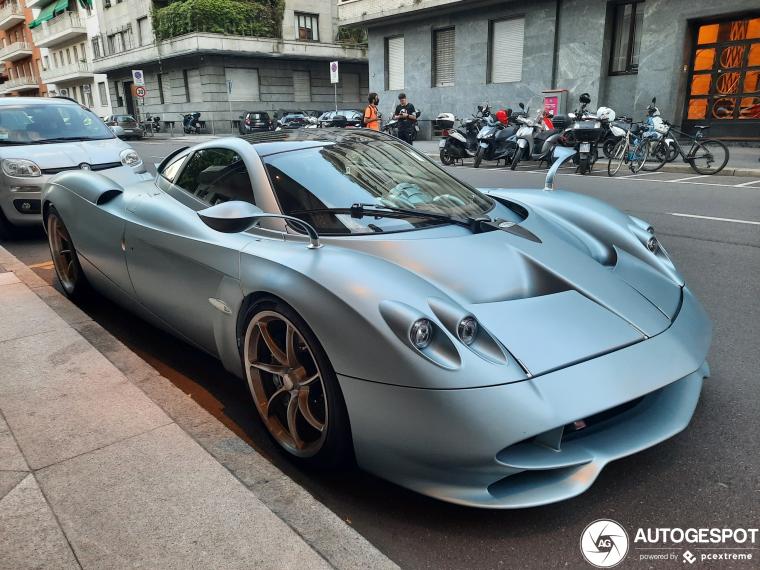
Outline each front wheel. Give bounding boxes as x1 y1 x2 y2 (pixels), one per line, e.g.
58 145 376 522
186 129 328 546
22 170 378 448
473 146 485 168
602 137 619 159
578 155 590 175
607 140 627 177
510 146 523 170
689 139 729 175
47 206 90 300
630 139 650 173
641 139 668 172
440 146 455 165
242 298 353 468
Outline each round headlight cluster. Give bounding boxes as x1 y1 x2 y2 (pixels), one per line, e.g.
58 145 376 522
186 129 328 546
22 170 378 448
2 158 41 178
410 319 433 349
647 236 660 253
120 149 143 168
457 316 478 345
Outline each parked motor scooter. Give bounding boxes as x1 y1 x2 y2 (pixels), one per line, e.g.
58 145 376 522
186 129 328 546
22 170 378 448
437 104 490 165
472 108 521 168
143 113 161 133
562 94 612 174
509 103 565 170
181 112 202 134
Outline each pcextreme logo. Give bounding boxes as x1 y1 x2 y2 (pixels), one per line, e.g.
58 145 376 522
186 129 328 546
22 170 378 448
580 519 630 568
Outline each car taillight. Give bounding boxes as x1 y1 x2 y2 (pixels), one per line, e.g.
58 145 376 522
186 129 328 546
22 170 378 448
442 129 449 136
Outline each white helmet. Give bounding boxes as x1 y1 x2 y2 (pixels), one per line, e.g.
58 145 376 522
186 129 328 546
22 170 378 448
596 106 616 122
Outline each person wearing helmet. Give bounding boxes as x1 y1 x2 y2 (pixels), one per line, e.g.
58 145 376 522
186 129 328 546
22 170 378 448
393 93 417 144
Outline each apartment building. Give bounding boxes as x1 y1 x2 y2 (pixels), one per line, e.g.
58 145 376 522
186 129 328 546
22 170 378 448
339 0 760 140
27 0 111 116
0 0 46 96
91 0 368 126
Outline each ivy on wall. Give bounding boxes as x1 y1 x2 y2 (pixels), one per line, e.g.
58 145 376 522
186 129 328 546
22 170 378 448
151 0 285 41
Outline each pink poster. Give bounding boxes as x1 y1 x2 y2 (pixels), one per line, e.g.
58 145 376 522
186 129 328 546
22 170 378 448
544 96 558 115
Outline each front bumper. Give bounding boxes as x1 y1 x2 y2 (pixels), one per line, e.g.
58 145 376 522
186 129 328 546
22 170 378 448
338 287 712 508
0 164 147 227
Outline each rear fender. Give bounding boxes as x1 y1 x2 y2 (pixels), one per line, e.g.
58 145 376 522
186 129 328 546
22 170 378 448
44 171 124 207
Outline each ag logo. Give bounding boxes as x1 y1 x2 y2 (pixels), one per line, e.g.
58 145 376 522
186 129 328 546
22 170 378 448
580 519 629 568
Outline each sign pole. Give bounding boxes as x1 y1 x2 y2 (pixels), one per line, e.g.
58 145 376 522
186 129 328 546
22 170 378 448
329 61 339 112
227 79 233 134
334 83 337 112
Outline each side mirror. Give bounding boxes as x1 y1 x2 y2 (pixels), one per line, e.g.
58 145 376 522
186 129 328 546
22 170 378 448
197 201 322 249
544 147 577 191
519 102 525 110
651 97 657 104
477 105 483 112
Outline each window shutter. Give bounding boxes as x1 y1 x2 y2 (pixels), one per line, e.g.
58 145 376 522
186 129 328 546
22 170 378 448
186 68 202 103
293 71 311 102
387 36 404 91
490 18 524 83
434 28 455 87
342 72 360 102
224 68 260 102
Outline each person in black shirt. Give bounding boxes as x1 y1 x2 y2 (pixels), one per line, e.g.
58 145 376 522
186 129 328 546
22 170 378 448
393 93 417 145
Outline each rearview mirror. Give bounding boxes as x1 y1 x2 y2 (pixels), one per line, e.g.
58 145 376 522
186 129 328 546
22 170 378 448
651 97 657 104
519 102 525 110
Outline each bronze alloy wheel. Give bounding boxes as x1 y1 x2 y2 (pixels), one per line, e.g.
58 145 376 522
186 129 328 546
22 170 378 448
244 310 328 457
47 209 83 296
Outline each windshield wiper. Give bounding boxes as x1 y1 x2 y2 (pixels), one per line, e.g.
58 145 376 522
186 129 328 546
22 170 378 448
36 136 111 144
0 140 33 145
291 203 487 232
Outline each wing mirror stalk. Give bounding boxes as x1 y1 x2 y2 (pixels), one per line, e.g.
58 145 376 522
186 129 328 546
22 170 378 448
197 201 322 249
544 146 577 191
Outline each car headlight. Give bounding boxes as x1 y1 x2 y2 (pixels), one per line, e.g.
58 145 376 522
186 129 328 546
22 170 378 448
410 318 433 349
457 316 478 345
2 158 41 177
120 149 142 167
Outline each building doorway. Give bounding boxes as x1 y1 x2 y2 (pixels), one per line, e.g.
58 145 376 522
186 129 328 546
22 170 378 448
684 15 760 139
123 80 135 117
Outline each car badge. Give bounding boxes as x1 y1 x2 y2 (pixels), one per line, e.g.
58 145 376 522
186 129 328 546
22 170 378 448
79 163 91 171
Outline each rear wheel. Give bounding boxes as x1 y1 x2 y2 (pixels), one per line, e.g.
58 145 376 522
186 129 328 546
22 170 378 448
602 137 619 159
607 140 627 177
439 147 455 166
578 155 590 175
630 139 650 173
242 299 353 468
689 139 729 175
473 146 484 168
47 206 89 300
510 146 523 170
641 139 668 172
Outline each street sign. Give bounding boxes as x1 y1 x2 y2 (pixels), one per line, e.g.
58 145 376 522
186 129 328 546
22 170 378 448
132 69 145 87
135 86 147 98
330 61 339 84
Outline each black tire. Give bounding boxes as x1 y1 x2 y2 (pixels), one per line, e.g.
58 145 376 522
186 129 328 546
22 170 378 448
689 139 729 175
641 139 668 172
241 297 354 469
473 146 484 168
439 147 455 166
578 155 590 175
607 139 626 177
665 144 678 162
602 138 619 159
510 146 523 170
46 206 90 300
0 207 18 241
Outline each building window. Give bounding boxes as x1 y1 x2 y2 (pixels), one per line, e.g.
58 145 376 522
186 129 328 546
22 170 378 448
98 81 107 106
489 17 524 83
157 73 165 104
43 55 49 70
182 70 190 102
385 35 404 91
295 13 318 41
432 27 455 87
137 17 150 46
92 37 101 58
610 1 644 74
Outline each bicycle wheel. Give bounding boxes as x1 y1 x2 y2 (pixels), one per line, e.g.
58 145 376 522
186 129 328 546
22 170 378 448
630 140 649 173
641 139 668 172
689 139 729 175
607 139 627 177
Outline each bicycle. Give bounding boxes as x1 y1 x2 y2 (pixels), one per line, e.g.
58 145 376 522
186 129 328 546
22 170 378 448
643 122 729 175
607 120 649 176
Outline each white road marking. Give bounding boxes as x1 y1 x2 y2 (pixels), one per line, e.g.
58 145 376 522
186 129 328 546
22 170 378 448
669 213 760 226
733 179 760 187
669 174 710 182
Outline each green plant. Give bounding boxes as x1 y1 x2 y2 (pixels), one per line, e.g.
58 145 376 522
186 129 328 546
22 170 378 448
151 0 285 41
336 26 368 46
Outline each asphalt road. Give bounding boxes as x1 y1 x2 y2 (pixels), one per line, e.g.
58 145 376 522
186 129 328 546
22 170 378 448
3 139 759 569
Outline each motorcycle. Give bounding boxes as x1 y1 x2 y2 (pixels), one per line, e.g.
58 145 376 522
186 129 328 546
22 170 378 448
181 112 202 134
509 103 565 171
472 108 522 168
142 113 161 133
437 104 490 165
562 94 613 175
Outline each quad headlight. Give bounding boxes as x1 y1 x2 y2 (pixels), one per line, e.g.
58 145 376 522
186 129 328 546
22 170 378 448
120 149 143 167
410 318 433 349
2 158 41 177
457 316 478 345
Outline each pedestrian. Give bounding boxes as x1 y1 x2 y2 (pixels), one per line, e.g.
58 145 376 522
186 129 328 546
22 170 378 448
393 93 417 144
363 92 381 131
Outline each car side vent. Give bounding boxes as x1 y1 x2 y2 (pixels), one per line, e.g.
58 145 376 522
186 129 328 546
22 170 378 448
96 189 123 206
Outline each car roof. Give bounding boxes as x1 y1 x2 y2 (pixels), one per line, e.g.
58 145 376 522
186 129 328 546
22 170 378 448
240 128 392 157
0 96 79 106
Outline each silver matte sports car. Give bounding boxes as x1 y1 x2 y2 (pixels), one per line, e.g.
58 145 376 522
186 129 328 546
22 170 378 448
41 130 712 508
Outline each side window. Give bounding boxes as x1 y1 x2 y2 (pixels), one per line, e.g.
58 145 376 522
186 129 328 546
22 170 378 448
175 148 255 205
159 153 187 183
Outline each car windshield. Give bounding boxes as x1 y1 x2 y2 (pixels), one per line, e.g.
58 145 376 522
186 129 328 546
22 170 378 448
0 103 114 144
263 135 494 235
116 115 136 122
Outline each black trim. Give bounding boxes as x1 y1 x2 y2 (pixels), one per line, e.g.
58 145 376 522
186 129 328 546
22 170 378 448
41 162 122 175
608 0 644 76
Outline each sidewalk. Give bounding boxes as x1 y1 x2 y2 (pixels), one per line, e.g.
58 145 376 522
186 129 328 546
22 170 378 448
0 247 397 569
415 140 760 177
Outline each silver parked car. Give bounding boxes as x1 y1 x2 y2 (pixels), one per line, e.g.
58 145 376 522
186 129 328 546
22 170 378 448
0 98 147 239
104 114 144 140
40 130 711 508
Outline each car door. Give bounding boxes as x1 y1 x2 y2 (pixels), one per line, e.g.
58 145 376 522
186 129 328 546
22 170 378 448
124 147 255 355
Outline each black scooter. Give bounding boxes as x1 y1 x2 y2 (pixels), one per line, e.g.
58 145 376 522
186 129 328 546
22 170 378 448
473 109 521 168
438 105 489 165
182 112 202 134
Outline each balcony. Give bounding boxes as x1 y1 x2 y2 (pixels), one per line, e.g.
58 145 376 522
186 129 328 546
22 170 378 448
0 3 25 32
31 12 86 49
0 75 38 94
0 41 33 62
41 60 93 84
337 0 471 26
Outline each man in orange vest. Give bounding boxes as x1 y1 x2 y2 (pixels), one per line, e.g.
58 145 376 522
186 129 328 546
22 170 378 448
363 92 381 131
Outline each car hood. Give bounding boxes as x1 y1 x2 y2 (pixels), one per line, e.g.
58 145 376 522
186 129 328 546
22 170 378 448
330 206 681 376
0 138 129 168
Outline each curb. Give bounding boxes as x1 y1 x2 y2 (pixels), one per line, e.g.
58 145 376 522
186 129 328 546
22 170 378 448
0 245 398 570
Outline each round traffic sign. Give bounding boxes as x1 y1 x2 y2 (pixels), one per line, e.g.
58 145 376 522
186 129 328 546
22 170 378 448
135 86 147 98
